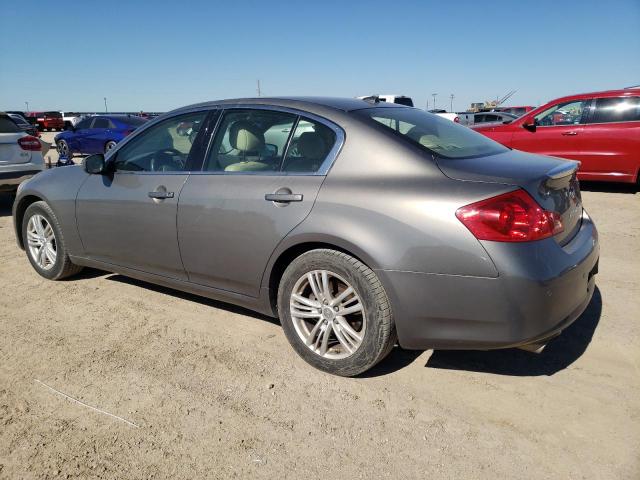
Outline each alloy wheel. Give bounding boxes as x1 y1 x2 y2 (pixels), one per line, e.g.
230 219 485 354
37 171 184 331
26 214 57 270
289 270 366 359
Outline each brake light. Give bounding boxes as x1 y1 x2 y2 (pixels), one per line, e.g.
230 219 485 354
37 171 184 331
454 116 460 123
455 189 563 242
18 135 42 151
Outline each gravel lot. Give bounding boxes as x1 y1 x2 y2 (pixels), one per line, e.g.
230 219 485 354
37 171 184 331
1 133 639 479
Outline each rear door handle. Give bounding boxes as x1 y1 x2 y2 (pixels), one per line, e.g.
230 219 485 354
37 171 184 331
562 131 578 136
265 193 303 203
148 191 174 199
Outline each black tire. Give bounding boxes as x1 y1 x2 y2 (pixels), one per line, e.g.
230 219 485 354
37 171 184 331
56 139 71 158
278 249 396 376
22 201 83 280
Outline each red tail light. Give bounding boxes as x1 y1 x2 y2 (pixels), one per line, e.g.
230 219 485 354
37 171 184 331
455 189 563 242
454 116 460 123
18 135 42 151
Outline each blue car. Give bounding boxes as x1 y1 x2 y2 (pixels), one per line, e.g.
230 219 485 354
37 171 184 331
55 115 147 158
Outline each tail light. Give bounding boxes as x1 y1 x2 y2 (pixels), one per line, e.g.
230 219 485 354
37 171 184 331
454 116 460 123
18 135 42 151
456 189 563 242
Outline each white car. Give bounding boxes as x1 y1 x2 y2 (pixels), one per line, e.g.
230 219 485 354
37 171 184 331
428 109 460 123
60 111 84 130
0 113 45 193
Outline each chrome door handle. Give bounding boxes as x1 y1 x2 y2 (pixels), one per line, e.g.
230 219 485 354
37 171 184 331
265 193 303 203
562 131 578 136
148 191 174 199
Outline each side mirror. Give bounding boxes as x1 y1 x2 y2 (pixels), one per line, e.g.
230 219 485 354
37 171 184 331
84 154 106 174
522 118 537 132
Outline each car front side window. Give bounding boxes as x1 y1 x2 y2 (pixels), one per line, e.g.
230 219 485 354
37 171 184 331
113 111 207 172
535 100 587 126
76 118 92 130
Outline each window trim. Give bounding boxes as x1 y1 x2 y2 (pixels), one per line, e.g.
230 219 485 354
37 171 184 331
193 105 345 177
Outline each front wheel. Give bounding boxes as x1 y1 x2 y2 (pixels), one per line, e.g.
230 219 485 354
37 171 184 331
278 249 396 376
22 201 83 280
104 140 117 153
56 139 71 158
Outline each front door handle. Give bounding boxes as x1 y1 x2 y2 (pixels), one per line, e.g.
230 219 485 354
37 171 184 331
562 131 578 136
148 190 174 199
265 193 303 203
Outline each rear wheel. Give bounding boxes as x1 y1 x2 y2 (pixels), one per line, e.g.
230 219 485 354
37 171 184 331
278 249 396 376
22 201 83 280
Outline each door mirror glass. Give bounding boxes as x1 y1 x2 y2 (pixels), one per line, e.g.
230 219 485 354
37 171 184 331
84 154 106 174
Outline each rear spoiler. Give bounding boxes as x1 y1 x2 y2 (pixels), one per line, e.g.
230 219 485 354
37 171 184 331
546 161 580 180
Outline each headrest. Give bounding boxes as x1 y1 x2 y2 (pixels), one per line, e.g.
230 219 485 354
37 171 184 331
230 121 264 152
297 132 327 161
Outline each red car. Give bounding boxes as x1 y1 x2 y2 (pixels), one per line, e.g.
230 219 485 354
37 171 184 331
25 111 65 131
493 105 535 116
474 89 640 184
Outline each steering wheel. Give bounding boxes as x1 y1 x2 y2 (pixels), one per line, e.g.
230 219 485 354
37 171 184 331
150 148 185 172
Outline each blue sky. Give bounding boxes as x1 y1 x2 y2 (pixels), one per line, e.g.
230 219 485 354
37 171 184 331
1 0 638 112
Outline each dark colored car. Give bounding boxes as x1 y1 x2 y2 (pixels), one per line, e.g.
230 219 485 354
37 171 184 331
26 111 65 131
473 89 640 184
12 97 599 376
54 115 147 158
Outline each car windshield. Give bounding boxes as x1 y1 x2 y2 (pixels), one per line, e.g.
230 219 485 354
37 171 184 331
0 116 20 133
357 107 508 159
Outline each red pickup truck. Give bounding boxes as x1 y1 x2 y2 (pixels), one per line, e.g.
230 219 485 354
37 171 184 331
25 111 65 131
473 88 640 184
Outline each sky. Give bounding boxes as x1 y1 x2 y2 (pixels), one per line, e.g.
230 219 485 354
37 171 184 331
1 0 639 113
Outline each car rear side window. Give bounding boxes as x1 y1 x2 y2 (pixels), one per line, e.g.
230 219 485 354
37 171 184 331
590 97 640 124
92 118 110 129
358 107 507 159
282 118 336 173
0 117 20 133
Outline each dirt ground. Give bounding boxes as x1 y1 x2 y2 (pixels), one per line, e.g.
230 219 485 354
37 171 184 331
1 133 639 479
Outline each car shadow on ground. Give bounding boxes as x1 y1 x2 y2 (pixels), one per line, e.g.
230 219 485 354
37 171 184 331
0 192 15 217
425 287 602 376
105 273 280 325
580 181 637 194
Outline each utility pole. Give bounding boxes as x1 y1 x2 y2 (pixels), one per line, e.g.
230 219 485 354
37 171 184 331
432 93 438 111
256 79 261 97
25 101 29 112
104 97 108 113
450 94 454 112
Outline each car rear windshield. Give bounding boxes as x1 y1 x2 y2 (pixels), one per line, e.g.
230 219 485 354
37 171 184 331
357 107 508 159
0 116 20 133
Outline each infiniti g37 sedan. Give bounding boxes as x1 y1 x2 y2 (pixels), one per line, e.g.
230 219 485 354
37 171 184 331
12 97 599 376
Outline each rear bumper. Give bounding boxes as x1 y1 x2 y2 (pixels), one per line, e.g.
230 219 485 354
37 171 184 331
379 210 599 350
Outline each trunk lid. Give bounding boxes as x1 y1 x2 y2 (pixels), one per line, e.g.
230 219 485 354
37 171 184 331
436 150 583 245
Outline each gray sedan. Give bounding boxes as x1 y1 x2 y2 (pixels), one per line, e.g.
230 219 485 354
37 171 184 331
12 97 599 376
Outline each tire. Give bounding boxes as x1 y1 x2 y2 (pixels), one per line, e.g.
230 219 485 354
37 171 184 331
104 140 117 153
278 249 396 376
56 139 71 158
22 201 83 280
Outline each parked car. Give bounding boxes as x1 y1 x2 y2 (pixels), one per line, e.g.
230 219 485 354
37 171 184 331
357 95 414 107
12 97 599 376
25 111 65 131
0 112 44 192
429 109 460 123
54 114 147 158
8 113 40 137
457 111 518 126
473 89 640 184
493 106 535 117
60 111 83 130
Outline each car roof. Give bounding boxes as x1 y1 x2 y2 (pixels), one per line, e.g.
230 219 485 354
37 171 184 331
552 88 639 103
174 97 403 114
